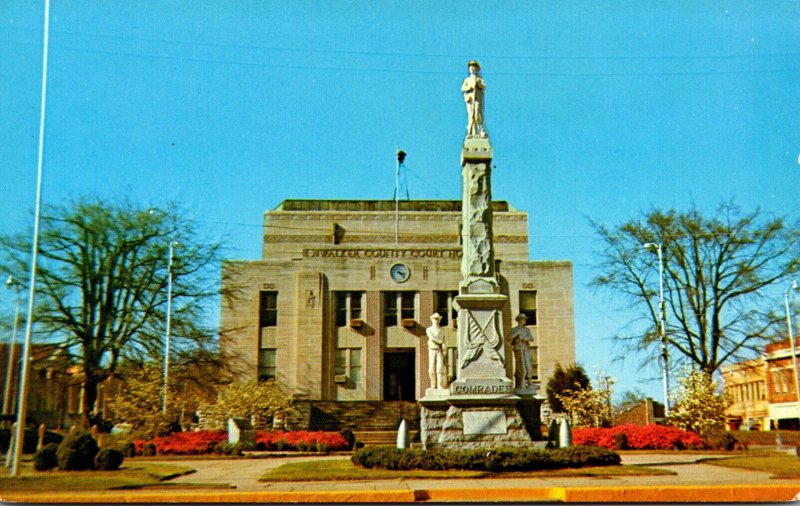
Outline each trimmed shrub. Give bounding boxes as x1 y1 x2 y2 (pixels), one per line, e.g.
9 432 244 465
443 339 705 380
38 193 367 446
57 432 100 471
613 432 629 450
339 429 356 450
142 442 157 456
351 445 620 472
33 443 59 471
704 432 738 451
95 448 124 471
121 442 137 458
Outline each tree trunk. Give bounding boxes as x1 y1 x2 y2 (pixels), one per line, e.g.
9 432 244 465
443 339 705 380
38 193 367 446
80 379 99 429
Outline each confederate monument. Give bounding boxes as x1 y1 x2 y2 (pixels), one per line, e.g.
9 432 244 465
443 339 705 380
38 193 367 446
418 61 538 449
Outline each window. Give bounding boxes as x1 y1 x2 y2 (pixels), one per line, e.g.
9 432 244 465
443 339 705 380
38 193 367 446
384 291 416 327
435 291 459 327
519 291 537 326
335 348 362 383
258 348 277 381
335 292 363 327
259 291 278 327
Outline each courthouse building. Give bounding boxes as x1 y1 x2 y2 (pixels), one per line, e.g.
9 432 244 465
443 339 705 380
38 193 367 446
220 199 575 410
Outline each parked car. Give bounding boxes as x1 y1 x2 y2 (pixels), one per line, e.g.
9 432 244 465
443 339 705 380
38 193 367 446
0 414 63 454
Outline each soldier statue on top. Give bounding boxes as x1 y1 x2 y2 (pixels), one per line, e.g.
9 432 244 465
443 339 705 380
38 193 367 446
461 60 488 138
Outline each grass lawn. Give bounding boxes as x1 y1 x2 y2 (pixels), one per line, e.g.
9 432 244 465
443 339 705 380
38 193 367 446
702 455 800 479
259 459 674 482
0 461 195 491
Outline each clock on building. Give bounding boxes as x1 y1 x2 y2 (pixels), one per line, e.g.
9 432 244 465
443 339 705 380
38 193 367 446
390 263 410 283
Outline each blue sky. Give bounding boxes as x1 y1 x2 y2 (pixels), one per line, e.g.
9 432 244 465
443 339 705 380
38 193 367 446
2 1 799 401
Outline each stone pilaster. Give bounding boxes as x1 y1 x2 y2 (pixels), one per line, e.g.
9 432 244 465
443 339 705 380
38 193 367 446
365 291 383 400
294 272 325 398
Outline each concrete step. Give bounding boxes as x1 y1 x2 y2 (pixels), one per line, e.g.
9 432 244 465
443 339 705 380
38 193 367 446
310 401 420 432
356 430 405 447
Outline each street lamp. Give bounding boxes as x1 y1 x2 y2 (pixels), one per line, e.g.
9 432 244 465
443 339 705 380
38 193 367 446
3 276 23 415
162 241 179 415
782 280 800 424
643 242 670 417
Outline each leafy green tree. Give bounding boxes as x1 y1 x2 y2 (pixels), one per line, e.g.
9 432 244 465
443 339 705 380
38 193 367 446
555 371 614 427
198 380 295 430
0 198 223 427
592 203 799 375
546 363 591 414
107 356 236 438
104 364 176 439
616 388 647 409
667 369 730 437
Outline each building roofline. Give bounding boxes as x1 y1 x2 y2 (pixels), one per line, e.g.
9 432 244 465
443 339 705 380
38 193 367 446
272 199 515 213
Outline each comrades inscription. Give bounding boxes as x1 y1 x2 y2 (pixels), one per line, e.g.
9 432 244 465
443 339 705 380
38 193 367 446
450 383 512 395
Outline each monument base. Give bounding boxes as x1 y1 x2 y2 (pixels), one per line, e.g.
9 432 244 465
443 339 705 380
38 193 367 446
419 396 542 450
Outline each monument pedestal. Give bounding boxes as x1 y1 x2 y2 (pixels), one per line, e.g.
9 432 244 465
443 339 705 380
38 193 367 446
419 396 540 450
418 292 541 448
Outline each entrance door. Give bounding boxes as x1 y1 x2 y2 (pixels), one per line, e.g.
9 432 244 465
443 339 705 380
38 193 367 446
384 350 415 401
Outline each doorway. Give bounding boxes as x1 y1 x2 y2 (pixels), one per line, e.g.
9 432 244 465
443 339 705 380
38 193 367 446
384 350 415 401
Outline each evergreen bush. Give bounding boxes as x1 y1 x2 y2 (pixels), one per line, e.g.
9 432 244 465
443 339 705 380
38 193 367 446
613 432 629 450
94 448 124 471
339 428 356 450
351 445 620 472
33 443 59 471
57 432 99 471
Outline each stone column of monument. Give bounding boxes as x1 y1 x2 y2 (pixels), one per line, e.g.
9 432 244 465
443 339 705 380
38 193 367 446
418 61 536 449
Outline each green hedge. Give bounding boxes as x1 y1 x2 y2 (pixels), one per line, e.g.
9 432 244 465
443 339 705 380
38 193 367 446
351 445 620 472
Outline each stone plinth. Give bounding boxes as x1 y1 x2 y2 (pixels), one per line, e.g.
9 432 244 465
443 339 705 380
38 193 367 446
419 397 537 449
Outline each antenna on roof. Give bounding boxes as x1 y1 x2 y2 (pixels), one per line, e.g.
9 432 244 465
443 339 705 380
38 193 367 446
394 148 406 245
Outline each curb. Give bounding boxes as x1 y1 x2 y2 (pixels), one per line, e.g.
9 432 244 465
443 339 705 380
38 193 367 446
4 484 799 503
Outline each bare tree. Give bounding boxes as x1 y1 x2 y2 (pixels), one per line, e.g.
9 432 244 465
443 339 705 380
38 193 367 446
592 203 799 375
1 198 224 427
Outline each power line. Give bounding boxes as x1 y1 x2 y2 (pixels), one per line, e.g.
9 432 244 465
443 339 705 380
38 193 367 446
5 25 800 62
5 31 799 77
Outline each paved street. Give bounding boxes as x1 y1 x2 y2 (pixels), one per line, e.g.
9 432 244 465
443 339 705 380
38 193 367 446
4 452 799 502
159 452 778 491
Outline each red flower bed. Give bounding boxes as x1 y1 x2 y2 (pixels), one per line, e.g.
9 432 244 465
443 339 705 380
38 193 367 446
255 430 349 451
573 424 704 450
133 429 349 455
134 430 227 455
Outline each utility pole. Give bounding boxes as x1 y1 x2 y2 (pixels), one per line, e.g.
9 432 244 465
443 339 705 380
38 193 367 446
643 242 670 417
2 276 22 415
162 241 179 415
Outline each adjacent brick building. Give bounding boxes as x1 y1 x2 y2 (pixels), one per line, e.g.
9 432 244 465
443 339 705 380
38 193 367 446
722 339 800 431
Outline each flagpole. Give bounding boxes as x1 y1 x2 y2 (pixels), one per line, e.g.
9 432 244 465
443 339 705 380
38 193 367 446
11 0 50 477
395 149 399 245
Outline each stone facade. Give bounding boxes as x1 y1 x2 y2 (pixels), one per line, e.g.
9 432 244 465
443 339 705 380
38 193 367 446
220 199 575 411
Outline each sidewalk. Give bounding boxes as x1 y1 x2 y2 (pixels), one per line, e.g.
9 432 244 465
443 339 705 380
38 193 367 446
5 453 800 503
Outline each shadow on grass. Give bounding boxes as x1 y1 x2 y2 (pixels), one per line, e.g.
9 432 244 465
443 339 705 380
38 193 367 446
700 455 800 480
259 459 675 482
0 462 196 491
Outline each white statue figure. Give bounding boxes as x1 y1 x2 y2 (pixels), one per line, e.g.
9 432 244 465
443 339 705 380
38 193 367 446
461 60 487 138
426 313 448 389
510 313 534 388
